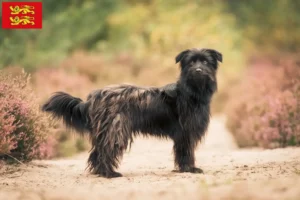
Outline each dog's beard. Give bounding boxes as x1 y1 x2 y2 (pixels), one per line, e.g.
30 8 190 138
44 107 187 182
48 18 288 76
204 73 216 82
186 70 216 86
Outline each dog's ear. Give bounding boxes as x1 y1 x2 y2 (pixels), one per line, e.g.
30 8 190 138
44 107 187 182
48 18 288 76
206 49 222 63
175 50 190 63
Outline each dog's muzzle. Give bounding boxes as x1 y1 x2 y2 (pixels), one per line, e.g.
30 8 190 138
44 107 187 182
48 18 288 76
195 68 214 80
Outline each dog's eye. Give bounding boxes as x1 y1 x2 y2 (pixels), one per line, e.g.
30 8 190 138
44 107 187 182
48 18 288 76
203 60 208 65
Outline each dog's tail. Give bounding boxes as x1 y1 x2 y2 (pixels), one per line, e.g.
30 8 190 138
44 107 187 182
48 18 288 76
42 92 90 135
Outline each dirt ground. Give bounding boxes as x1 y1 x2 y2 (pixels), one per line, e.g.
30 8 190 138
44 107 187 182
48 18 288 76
1 116 300 200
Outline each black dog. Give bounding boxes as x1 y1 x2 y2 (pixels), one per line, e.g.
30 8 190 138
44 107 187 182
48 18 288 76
42 48 222 178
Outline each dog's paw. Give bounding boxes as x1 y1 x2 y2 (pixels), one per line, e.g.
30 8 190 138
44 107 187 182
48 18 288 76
190 167 204 174
109 171 123 178
172 166 204 174
101 171 123 178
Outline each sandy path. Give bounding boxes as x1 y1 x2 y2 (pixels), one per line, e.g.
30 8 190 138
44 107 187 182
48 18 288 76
1 116 300 200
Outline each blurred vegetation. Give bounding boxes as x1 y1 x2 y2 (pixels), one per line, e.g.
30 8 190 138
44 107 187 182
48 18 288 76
226 0 300 54
0 0 300 156
226 59 300 148
0 72 55 161
0 0 243 71
0 0 118 70
224 0 300 148
1 0 299 70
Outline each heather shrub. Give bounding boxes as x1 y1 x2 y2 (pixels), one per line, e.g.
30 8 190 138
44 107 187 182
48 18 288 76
0 72 55 161
226 59 300 148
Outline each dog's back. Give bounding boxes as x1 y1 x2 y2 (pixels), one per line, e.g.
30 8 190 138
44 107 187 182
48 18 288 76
86 84 178 138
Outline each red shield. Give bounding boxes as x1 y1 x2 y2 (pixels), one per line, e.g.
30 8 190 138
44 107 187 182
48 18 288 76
2 2 42 29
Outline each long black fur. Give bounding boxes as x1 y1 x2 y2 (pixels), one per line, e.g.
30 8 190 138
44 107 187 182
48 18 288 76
42 48 222 178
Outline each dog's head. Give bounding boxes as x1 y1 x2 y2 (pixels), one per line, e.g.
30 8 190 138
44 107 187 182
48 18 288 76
175 48 222 83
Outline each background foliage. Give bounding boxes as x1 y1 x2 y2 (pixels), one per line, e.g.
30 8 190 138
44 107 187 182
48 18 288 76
226 58 300 148
0 0 118 70
226 0 300 54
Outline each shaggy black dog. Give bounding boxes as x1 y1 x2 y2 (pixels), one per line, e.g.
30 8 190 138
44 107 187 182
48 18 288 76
42 48 222 178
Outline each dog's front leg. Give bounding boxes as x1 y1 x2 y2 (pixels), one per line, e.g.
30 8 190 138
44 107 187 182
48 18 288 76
173 133 203 174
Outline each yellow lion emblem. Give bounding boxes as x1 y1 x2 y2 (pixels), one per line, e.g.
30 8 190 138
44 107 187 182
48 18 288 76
10 5 35 15
10 16 35 26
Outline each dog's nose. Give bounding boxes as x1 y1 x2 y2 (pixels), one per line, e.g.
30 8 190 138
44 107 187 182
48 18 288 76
196 68 202 72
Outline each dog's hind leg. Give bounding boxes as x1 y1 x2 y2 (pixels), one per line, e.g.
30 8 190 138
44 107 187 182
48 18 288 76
87 144 123 178
88 114 132 178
